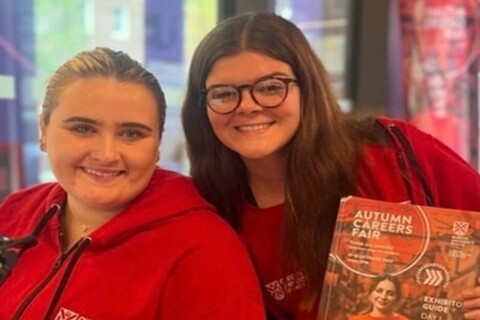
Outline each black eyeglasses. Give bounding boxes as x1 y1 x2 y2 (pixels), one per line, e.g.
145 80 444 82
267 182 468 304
203 76 298 115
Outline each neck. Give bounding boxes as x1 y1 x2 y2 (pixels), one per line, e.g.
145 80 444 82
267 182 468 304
61 200 121 250
370 310 394 317
243 155 286 208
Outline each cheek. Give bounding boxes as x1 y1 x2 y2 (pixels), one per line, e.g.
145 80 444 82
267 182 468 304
207 110 219 126
45 131 77 160
207 111 228 136
132 143 160 166
291 110 301 130
282 94 301 124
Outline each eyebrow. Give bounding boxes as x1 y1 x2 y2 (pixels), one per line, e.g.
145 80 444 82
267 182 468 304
63 116 96 124
263 72 292 78
63 117 153 132
120 122 153 132
208 72 294 88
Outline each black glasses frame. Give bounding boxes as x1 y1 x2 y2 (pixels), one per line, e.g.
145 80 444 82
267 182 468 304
203 76 298 115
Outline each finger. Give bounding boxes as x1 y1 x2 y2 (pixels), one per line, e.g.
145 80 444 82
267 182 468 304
463 287 480 300
464 309 480 320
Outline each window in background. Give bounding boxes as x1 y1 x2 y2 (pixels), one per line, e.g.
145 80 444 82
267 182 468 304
273 0 352 111
111 5 131 40
0 0 217 193
0 0 36 200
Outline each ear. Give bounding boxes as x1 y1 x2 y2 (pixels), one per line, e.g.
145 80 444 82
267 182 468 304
38 114 47 151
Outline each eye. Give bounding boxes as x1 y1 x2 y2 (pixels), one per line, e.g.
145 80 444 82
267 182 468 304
207 86 238 103
255 79 286 95
70 124 95 135
120 128 145 140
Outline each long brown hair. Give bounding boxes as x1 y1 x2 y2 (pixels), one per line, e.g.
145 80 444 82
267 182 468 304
182 12 367 299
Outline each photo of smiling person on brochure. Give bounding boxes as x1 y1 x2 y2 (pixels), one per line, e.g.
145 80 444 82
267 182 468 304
349 275 410 320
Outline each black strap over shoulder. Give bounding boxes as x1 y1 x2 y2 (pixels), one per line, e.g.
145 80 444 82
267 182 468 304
375 119 435 206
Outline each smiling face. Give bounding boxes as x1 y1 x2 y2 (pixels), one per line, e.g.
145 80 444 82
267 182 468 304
39 77 160 213
369 279 398 315
205 50 301 164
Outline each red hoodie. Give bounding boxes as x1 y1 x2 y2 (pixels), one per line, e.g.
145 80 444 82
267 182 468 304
239 117 480 320
0 169 266 320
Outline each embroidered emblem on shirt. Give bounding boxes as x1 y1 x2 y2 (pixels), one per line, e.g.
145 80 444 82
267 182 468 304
265 271 306 301
54 307 91 320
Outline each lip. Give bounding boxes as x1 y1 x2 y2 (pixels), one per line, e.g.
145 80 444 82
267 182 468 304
234 121 274 132
81 167 124 178
375 299 390 307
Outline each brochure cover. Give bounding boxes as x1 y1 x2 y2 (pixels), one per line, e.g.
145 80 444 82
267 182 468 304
317 196 480 320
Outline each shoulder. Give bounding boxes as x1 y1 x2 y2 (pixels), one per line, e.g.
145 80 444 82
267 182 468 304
348 315 369 320
0 182 64 235
150 168 194 186
148 169 202 197
135 169 248 245
375 116 429 139
369 117 480 210
167 205 244 250
141 168 214 210
373 116 465 160
1 182 62 210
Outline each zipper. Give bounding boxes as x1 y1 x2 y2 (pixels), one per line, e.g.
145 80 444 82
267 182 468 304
376 119 435 205
43 237 91 320
14 204 61 262
388 124 435 205
12 253 67 320
12 237 91 320
395 150 415 201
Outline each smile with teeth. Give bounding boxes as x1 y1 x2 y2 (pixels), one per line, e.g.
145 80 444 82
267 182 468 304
83 167 122 177
375 299 390 307
236 123 272 131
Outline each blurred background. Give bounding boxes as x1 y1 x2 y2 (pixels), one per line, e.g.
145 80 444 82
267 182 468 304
0 0 478 201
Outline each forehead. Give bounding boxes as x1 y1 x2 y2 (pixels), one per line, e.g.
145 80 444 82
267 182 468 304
376 279 396 290
52 77 158 121
60 76 148 96
206 50 294 85
58 77 153 104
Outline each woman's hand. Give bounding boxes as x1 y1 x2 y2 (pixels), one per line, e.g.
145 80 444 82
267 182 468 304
462 278 480 319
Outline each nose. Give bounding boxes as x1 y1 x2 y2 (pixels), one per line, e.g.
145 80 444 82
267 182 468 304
235 87 262 113
91 135 121 162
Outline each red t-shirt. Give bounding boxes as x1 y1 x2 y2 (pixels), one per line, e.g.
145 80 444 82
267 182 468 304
239 118 480 319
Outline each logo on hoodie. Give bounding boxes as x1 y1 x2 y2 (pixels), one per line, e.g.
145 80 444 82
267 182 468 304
265 271 306 301
54 307 91 320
